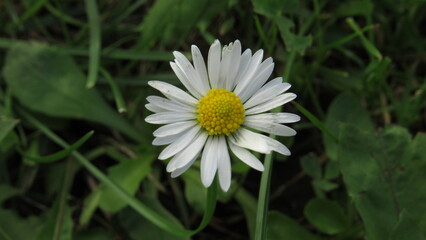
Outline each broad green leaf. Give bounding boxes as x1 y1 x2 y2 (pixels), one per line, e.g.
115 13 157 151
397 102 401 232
98 156 154 212
0 184 20 203
267 211 324 240
335 0 373 16
21 131 93 164
36 202 73 240
235 188 257 240
181 168 206 214
0 115 19 143
73 228 115 240
324 94 374 161
300 154 322 179
338 125 426 240
118 196 188 240
304 198 348 235
137 0 228 49
390 210 426 240
0 209 40 240
251 0 298 18
2 42 145 142
276 16 312 55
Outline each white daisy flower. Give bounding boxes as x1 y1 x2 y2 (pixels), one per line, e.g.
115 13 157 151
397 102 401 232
145 40 300 192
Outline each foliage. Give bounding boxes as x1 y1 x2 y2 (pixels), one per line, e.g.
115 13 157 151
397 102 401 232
0 0 425 239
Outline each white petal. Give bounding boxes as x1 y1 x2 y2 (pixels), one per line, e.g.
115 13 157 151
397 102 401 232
145 103 164 113
166 131 208 172
245 93 297 115
158 125 201 160
218 42 233 89
191 45 210 94
145 112 195 124
245 113 301 124
153 120 198 137
234 49 264 96
244 79 291 109
208 40 221 88
200 136 218 187
238 60 274 103
229 128 291 156
148 81 197 106
170 61 202 99
147 95 194 112
174 51 209 97
233 49 252 87
152 133 181 146
170 153 199 178
244 119 297 136
224 40 242 91
228 141 264 171
217 136 231 192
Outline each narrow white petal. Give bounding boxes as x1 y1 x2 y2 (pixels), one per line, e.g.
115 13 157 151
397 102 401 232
217 136 231 192
148 81 197 106
238 60 274 103
245 113 301 124
152 133 181 146
233 49 252 87
244 79 291 109
158 125 201 160
245 93 297 115
218 43 233 89
201 136 218 187
170 62 202 99
234 49 264 96
224 40 242 91
208 40 221 88
145 112 195 124
167 131 208 172
153 120 197 137
147 95 194 112
170 153 199 178
191 45 210 94
173 51 208 97
228 141 264 171
145 103 164 113
230 128 291 155
244 119 297 136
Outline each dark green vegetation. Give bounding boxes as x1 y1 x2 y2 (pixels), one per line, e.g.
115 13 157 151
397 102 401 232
0 0 425 239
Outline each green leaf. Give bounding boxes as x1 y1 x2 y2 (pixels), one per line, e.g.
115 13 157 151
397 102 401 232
251 0 299 18
0 115 19 143
118 197 188 240
235 188 257 240
300 154 322 179
267 211 324 240
20 131 94 164
0 209 40 240
276 16 312 55
98 155 154 212
0 184 20 204
85 0 101 88
335 0 373 16
73 228 115 240
338 125 426 240
324 94 374 161
304 198 348 235
181 169 206 214
3 42 145 142
36 203 73 240
390 210 426 240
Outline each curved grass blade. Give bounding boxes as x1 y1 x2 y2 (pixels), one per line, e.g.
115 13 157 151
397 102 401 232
18 108 217 237
20 131 94 164
85 0 101 88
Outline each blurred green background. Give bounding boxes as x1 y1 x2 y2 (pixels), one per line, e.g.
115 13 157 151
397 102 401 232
0 0 425 239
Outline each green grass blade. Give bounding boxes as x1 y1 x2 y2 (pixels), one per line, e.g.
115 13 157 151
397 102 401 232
100 68 127 113
346 17 382 60
15 0 48 27
18 108 218 237
85 0 102 88
19 131 94 164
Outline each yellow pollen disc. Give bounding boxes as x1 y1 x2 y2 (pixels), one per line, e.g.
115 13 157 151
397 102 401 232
197 88 245 135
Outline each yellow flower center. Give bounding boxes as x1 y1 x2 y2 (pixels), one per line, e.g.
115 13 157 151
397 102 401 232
197 88 245 135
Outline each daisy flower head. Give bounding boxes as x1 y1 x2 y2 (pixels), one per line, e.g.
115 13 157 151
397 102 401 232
145 40 300 192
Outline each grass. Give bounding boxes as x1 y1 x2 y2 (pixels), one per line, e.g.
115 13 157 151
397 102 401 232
0 0 425 239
